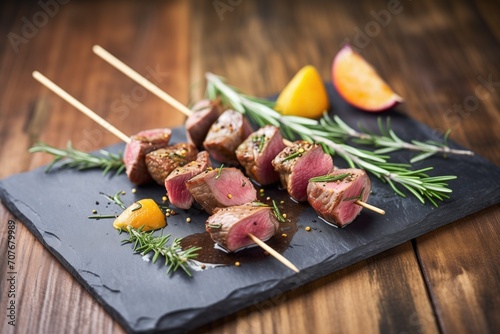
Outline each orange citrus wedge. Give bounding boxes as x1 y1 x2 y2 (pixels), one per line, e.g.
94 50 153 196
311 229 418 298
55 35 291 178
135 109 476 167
113 198 166 231
332 45 403 112
275 65 329 119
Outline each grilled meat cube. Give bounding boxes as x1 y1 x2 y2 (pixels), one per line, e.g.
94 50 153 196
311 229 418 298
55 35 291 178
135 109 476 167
145 143 198 185
307 168 371 228
123 128 171 185
186 167 257 214
272 141 334 202
206 204 279 252
185 99 221 148
236 125 286 185
165 151 212 210
203 109 253 165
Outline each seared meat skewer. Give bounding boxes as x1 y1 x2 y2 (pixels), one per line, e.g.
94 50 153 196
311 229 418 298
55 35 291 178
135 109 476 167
123 128 173 185
185 99 221 148
236 125 286 186
206 204 279 252
203 109 253 165
272 141 334 202
165 151 212 209
307 168 374 228
145 143 198 185
186 166 257 214
205 203 300 272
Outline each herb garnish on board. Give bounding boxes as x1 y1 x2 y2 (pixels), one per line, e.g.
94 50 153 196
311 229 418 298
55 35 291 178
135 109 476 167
122 227 201 277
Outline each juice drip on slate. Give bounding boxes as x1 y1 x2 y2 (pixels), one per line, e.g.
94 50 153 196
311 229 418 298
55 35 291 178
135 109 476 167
180 191 307 266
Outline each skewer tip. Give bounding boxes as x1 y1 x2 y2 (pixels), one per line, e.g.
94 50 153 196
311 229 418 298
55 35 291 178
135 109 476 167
92 44 103 53
247 233 300 273
355 200 385 215
32 70 42 80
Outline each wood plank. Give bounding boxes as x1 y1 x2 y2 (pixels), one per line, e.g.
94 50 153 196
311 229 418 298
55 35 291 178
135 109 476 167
416 205 500 333
378 0 500 332
0 1 189 333
192 243 439 334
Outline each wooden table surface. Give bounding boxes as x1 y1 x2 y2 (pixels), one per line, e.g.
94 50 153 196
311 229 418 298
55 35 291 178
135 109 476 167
1 0 499 333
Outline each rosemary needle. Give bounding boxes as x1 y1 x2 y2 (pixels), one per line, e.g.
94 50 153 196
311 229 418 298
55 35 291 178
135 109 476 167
100 191 127 210
272 200 286 223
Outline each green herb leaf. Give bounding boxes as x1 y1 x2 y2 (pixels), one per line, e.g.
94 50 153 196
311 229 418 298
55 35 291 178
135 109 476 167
310 173 351 183
343 187 365 202
100 191 127 210
282 150 303 162
272 200 286 223
88 214 117 220
215 164 225 180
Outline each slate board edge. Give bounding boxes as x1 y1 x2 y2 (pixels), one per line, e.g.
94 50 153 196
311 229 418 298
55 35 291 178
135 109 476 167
0 184 136 333
2 180 500 334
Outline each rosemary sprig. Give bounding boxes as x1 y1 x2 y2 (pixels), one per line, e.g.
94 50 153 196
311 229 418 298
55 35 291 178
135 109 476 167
122 227 201 277
318 114 474 162
29 141 125 175
205 73 457 206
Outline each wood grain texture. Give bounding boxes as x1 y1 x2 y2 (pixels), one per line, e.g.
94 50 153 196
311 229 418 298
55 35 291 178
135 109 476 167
0 0 499 333
0 1 188 333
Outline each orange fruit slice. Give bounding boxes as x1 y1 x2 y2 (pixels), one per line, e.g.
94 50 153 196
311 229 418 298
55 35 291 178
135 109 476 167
113 198 166 231
275 65 329 119
332 45 403 112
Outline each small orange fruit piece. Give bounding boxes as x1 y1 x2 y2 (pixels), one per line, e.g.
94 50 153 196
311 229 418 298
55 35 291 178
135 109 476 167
275 65 329 119
113 198 166 231
332 45 403 112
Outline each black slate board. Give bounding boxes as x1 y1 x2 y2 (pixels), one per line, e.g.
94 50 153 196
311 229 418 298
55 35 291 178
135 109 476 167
2 85 500 334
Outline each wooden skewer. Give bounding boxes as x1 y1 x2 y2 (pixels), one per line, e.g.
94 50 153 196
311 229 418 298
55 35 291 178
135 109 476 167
247 233 300 273
355 200 385 215
32 71 131 144
92 45 193 117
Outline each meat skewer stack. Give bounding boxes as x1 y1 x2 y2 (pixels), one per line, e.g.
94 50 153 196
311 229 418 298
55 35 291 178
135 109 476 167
33 46 386 274
32 70 300 273
91 45 385 217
